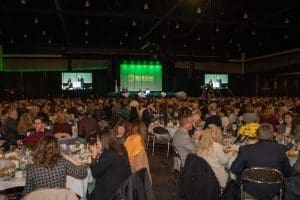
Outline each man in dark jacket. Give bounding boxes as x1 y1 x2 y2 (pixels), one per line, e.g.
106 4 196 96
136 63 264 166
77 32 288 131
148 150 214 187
1 109 18 143
142 102 155 128
204 102 222 129
231 123 292 200
78 111 99 140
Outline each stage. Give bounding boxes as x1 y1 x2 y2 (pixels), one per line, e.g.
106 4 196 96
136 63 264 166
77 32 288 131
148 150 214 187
107 91 176 98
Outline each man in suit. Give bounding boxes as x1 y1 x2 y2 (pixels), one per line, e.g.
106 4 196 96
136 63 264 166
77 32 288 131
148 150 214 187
1 109 18 143
204 102 222 129
78 111 99 140
26 115 51 136
230 123 292 200
173 117 200 168
142 102 155 128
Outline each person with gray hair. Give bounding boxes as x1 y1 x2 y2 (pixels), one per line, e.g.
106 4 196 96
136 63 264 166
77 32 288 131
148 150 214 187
230 122 292 199
257 123 274 140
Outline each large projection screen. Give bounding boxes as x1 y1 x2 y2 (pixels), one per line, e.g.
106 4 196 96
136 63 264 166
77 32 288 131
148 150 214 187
120 61 162 91
61 72 92 90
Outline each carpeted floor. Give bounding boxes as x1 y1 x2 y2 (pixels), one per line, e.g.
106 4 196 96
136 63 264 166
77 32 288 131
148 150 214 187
148 149 181 200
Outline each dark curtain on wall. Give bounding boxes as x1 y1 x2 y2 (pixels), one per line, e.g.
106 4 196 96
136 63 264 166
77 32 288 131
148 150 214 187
0 70 299 99
0 70 108 100
173 68 204 96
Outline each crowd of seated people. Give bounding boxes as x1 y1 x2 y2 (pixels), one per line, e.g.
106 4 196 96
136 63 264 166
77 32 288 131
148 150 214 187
0 96 299 199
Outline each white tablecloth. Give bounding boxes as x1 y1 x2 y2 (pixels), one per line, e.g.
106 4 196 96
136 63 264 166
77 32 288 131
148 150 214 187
0 168 92 198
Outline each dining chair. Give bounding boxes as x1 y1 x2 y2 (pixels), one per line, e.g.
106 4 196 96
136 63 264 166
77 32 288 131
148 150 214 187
148 127 171 158
240 167 283 200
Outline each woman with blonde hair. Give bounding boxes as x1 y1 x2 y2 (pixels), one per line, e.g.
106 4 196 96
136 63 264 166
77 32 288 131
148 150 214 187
208 124 223 144
17 112 33 135
124 119 151 182
195 128 235 188
53 112 72 136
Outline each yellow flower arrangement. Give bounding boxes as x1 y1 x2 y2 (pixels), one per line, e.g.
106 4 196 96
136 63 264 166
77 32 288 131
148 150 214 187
239 123 260 139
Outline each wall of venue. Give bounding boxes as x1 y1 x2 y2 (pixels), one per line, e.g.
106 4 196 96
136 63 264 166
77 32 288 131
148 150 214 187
0 56 299 99
0 68 299 99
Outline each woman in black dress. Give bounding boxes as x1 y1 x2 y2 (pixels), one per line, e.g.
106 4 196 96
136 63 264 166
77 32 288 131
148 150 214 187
89 130 131 200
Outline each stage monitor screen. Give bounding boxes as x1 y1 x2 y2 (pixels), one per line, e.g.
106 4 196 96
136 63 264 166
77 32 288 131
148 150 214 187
204 74 228 89
120 61 162 91
61 72 92 90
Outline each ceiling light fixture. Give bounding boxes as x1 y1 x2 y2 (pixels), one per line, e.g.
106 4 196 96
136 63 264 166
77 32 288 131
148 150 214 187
42 30 46 35
85 0 90 7
20 0 26 5
48 39 52 44
132 20 136 27
243 12 248 19
196 7 201 14
284 18 289 24
144 2 149 10
85 18 89 25
24 33 28 38
34 17 38 24
176 23 180 29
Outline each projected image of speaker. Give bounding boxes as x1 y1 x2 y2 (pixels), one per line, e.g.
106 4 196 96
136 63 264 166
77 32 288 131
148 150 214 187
61 72 93 90
204 74 228 89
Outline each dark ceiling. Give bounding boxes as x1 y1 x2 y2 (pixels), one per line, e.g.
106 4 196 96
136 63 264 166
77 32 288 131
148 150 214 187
0 0 299 60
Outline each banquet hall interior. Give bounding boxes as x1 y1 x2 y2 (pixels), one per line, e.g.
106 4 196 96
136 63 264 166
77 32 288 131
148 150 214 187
0 0 299 200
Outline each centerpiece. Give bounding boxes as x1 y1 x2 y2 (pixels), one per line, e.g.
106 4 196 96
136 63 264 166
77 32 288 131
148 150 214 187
22 131 50 149
235 123 260 144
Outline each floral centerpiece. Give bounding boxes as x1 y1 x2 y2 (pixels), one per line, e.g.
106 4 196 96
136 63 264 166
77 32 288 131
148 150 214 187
238 123 260 139
22 132 50 149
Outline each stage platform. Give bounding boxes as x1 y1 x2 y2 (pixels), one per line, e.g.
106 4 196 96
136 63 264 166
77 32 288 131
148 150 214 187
107 91 176 98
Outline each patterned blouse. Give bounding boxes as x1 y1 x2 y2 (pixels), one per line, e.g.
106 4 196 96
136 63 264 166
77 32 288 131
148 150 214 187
23 158 87 195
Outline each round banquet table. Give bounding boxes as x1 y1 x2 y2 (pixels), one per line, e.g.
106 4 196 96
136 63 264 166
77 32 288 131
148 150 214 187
0 166 92 199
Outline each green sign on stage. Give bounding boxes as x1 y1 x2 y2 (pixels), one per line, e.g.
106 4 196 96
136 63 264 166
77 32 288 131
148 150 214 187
120 60 162 91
